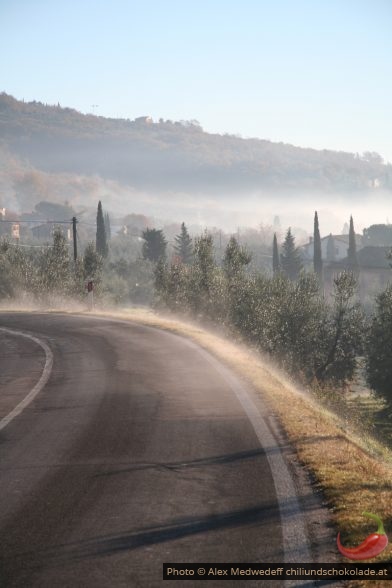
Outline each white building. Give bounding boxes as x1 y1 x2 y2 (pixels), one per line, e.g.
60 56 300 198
301 234 363 263
134 116 153 124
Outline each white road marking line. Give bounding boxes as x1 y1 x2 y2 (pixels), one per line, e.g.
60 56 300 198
177 335 314 585
0 327 53 431
67 316 313 567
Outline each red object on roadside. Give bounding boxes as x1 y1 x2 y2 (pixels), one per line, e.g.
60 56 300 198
337 512 388 560
87 281 93 292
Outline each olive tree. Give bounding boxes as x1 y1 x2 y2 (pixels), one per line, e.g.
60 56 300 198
366 284 392 408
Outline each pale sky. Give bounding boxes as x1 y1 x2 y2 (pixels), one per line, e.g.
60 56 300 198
1 0 391 161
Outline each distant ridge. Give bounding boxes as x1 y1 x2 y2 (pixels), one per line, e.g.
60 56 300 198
1 92 390 196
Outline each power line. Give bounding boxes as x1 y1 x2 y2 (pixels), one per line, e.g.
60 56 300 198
4 242 55 248
0 219 72 224
72 216 77 261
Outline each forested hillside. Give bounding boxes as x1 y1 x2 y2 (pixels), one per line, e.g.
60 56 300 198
1 92 390 206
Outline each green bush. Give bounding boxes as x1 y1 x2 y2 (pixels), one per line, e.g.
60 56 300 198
366 284 392 408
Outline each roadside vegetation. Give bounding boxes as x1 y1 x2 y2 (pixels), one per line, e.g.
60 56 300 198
155 231 366 389
1 204 392 420
0 201 156 307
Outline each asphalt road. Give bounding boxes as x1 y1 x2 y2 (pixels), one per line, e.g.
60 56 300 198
0 312 318 587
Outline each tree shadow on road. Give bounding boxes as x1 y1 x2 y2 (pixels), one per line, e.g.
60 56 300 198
93 447 273 477
31 493 326 566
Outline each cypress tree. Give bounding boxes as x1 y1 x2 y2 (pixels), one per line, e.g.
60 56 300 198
193 232 215 295
280 228 302 281
272 233 280 274
104 212 111 241
313 211 323 280
96 201 108 258
347 215 359 272
174 222 193 263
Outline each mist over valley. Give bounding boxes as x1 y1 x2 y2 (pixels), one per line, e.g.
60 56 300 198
1 92 391 236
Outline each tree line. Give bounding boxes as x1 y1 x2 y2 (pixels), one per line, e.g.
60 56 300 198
271 212 359 281
1 202 392 413
152 219 392 413
0 229 102 302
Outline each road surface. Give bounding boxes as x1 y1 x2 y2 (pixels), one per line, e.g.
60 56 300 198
0 312 324 587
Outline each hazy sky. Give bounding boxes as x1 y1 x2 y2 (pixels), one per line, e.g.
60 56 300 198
1 0 391 161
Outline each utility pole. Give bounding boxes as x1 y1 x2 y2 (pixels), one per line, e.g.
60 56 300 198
87 280 94 310
72 216 77 261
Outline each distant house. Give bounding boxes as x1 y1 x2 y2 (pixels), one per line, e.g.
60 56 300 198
323 246 391 301
301 233 363 264
31 223 71 241
31 224 52 240
134 116 153 124
356 246 391 300
0 209 20 237
301 233 391 300
357 246 391 269
0 218 8 236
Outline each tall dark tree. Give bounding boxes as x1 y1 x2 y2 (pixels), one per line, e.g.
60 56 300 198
347 215 359 272
272 233 280 274
192 232 215 297
104 212 111 241
174 222 193 263
280 228 302 281
142 228 167 262
313 211 323 280
96 201 108 258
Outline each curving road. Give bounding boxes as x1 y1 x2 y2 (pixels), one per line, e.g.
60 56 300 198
0 312 321 587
